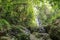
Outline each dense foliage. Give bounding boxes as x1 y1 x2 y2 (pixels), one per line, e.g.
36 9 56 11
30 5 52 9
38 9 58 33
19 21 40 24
0 0 60 40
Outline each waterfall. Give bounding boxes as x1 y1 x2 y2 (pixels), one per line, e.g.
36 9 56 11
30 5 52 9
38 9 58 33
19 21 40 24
33 6 46 33
33 6 42 27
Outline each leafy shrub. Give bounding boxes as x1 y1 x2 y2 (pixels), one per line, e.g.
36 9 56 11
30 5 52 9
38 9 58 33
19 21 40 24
0 19 11 31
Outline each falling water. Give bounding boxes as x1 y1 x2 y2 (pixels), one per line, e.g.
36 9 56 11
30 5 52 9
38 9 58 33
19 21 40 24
35 15 42 27
34 6 46 33
33 6 42 27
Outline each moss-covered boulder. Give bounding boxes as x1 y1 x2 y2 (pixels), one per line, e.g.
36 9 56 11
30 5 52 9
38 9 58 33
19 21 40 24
49 26 60 40
49 19 60 40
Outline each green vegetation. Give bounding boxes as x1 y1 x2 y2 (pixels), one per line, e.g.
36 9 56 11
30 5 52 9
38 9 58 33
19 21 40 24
0 0 60 40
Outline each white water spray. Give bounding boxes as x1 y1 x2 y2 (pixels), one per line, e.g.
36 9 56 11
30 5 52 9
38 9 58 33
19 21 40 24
33 6 42 27
33 6 46 33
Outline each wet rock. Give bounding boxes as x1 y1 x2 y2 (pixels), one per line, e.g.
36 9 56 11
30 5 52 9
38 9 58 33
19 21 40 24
38 27 47 33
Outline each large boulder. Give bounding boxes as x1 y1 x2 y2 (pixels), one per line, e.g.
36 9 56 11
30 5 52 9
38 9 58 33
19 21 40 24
49 19 60 40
